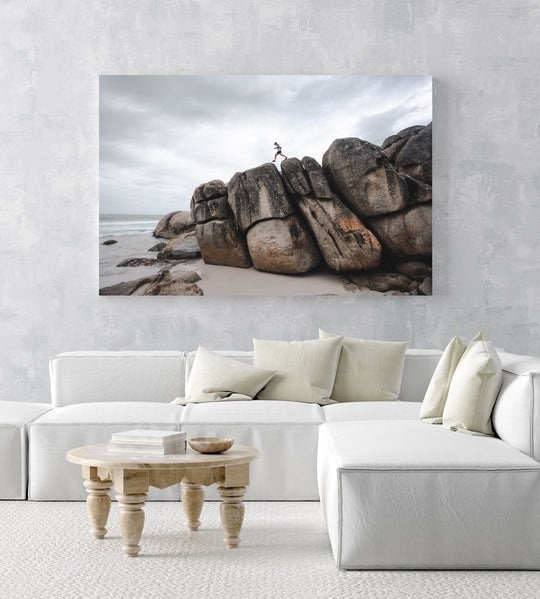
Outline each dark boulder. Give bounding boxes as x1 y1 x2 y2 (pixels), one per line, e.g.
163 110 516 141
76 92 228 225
369 204 432 257
228 164 295 231
395 123 432 184
195 219 252 268
322 137 409 218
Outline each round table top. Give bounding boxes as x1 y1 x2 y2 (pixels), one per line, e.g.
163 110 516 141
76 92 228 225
66 443 260 470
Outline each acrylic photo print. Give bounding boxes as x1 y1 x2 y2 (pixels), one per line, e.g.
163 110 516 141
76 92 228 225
99 75 432 296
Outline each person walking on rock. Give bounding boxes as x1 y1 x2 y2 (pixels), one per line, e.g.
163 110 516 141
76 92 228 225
272 142 287 162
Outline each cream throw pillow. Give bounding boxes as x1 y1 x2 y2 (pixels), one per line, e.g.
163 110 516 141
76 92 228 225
319 329 408 402
178 345 276 404
253 337 343 404
420 336 467 423
442 333 502 436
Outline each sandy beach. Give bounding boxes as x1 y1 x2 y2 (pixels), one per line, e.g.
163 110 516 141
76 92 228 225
99 232 386 296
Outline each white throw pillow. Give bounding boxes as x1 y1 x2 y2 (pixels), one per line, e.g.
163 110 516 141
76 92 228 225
253 337 343 404
177 345 276 404
319 329 408 402
442 333 502 436
420 336 467 423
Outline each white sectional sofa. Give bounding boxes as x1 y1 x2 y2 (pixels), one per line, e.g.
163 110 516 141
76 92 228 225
2 345 540 569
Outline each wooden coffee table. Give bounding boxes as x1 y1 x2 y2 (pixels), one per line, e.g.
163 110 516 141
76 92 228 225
66 443 260 557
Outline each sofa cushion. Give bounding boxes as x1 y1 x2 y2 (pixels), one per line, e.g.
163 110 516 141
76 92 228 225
180 345 276 404
420 336 466 423
181 399 324 424
0 401 52 499
28 402 183 501
319 420 537 469
319 330 408 402
33 401 183 424
323 400 420 422
253 337 342 404
50 351 186 407
442 334 502 436
318 420 540 569
492 352 540 461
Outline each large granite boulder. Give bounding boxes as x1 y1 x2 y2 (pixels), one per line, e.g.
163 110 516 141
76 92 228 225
369 204 432 257
192 196 231 224
381 126 425 163
228 164 295 231
394 123 432 184
153 211 194 239
99 269 203 296
157 234 201 261
246 215 320 274
301 156 333 199
281 158 381 271
191 179 228 206
322 138 409 218
195 219 252 268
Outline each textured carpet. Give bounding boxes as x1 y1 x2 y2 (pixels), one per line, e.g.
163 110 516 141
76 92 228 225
0 501 539 599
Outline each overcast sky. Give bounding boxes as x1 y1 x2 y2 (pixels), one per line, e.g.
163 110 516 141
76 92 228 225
100 75 432 215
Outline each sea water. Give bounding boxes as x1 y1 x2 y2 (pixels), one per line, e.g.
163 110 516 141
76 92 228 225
99 214 162 239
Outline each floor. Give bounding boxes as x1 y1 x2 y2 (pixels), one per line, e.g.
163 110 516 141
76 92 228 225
0 501 538 599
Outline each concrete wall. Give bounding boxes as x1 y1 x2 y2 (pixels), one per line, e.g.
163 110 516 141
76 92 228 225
2 0 540 402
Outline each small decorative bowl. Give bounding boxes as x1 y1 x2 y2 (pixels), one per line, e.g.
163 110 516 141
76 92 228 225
188 437 234 454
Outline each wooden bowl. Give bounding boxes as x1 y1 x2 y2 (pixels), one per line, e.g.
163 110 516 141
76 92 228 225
188 437 234 454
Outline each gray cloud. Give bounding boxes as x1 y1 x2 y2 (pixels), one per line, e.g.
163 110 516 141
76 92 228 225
100 75 432 214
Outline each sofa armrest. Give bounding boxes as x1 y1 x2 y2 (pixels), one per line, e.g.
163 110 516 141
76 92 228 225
492 352 540 462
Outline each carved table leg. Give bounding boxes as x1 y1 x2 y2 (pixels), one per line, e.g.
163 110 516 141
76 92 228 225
218 485 246 548
116 492 147 557
83 478 112 539
181 482 204 531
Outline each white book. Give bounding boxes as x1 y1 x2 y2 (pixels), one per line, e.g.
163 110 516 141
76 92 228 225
107 440 187 455
110 430 186 445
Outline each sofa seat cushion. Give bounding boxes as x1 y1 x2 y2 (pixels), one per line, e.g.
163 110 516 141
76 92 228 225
321 420 539 469
0 401 52 499
323 401 420 422
318 420 540 569
181 399 324 424
34 402 183 424
28 402 183 501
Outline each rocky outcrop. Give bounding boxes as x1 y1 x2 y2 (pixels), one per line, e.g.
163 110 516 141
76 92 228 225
153 211 194 239
157 234 201 261
322 138 409 218
246 215 321 274
99 269 203 296
195 219 252 268
228 164 319 274
228 164 295 230
281 158 381 271
153 124 431 293
148 242 166 252
192 179 252 269
117 258 159 267
369 204 432 257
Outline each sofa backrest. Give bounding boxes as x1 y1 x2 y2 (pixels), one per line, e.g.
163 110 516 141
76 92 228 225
50 351 185 407
492 352 540 462
184 349 443 402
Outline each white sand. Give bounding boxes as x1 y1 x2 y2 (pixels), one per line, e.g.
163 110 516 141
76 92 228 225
99 233 382 296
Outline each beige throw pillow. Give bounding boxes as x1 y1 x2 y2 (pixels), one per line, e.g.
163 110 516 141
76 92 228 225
319 329 408 402
442 333 502 436
178 345 276 404
420 336 467 423
253 337 343 404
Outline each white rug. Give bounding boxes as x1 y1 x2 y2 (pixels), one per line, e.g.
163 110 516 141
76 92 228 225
0 501 538 599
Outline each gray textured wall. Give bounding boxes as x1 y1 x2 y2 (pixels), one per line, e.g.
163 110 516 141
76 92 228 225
2 0 540 403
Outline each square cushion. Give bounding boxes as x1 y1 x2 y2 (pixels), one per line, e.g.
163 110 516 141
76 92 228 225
180 345 275 404
420 336 466 423
319 329 408 402
253 337 343 404
442 334 502 436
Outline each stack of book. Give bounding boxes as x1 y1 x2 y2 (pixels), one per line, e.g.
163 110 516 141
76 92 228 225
108 430 187 455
